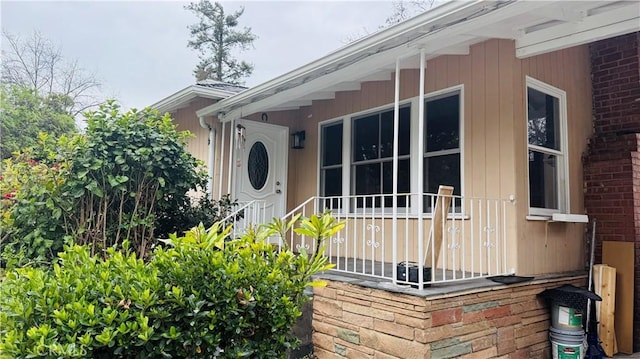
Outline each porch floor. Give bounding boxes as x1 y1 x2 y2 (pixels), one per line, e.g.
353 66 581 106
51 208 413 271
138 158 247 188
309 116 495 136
330 256 481 284
320 258 587 299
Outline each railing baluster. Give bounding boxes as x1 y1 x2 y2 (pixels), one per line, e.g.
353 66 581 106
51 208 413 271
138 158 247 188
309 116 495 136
275 194 513 284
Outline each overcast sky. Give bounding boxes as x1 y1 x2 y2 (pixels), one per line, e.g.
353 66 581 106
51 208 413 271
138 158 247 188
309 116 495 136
2 1 396 110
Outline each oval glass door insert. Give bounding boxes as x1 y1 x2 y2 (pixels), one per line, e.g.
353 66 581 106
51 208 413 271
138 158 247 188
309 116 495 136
248 141 269 190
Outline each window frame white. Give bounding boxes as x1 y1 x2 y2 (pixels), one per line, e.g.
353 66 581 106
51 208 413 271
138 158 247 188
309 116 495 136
525 76 569 216
319 119 344 204
316 84 465 216
422 87 464 197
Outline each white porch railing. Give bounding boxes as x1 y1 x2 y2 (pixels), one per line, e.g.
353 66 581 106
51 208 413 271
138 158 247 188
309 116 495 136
220 200 269 238
279 193 515 288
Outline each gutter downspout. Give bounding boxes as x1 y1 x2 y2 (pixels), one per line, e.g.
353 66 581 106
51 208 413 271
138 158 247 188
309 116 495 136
198 115 216 199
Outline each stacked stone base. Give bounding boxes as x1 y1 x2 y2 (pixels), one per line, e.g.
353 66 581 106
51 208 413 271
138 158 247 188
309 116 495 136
312 276 586 359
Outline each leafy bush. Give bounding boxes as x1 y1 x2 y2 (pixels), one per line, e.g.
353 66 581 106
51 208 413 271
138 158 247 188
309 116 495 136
0 133 79 268
154 194 240 240
0 213 343 358
1 101 210 266
66 101 206 257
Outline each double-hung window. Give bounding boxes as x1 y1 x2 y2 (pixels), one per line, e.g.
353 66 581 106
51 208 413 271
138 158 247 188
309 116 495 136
424 92 461 201
526 77 567 214
352 106 411 208
320 121 343 209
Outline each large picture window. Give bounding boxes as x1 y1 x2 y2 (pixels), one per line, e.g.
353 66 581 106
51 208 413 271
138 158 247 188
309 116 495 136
526 77 567 214
318 87 464 214
424 92 461 197
352 106 410 207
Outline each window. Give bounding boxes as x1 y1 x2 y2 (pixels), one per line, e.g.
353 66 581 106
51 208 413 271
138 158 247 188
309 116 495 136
424 92 461 199
526 77 567 214
320 121 343 208
352 106 410 207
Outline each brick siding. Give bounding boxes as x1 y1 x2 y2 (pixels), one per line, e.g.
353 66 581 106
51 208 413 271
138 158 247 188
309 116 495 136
584 31 640 351
312 276 585 359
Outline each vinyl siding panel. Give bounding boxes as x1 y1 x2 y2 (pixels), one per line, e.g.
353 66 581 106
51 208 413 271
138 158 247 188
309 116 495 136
213 39 593 276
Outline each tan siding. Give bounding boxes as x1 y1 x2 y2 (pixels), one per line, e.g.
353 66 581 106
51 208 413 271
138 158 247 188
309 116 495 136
212 39 593 276
172 97 218 165
515 44 593 275
470 41 487 199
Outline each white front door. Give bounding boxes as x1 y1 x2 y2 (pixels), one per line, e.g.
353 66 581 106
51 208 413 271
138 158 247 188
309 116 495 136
234 119 288 223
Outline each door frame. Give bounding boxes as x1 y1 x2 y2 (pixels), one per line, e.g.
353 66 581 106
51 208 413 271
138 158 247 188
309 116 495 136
232 119 289 219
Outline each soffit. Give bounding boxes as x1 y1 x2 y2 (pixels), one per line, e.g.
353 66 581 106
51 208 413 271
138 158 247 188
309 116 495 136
198 0 638 121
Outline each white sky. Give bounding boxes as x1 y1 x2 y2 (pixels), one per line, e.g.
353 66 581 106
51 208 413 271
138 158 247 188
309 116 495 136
1 1 395 110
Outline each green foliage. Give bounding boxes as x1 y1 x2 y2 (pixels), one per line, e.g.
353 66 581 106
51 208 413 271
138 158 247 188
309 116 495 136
0 133 80 267
155 194 240 240
186 0 257 84
1 101 207 266
0 213 342 358
66 101 206 257
0 84 77 159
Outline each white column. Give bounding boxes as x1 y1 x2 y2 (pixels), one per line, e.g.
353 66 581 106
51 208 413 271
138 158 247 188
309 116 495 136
218 121 226 198
227 119 235 196
392 58 400 284
417 49 426 288
208 127 216 198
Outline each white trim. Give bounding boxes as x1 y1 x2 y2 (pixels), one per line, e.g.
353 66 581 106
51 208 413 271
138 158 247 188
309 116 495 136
423 84 465 198
227 119 235 196
152 85 237 114
516 3 640 58
315 84 464 216
195 1 633 121
525 76 569 216
217 121 226 198
196 0 491 119
551 213 588 223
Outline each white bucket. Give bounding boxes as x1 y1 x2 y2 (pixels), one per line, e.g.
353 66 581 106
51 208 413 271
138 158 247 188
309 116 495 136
551 303 583 330
549 327 585 359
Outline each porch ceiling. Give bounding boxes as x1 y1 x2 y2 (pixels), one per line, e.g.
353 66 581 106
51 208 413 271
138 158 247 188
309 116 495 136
197 0 639 121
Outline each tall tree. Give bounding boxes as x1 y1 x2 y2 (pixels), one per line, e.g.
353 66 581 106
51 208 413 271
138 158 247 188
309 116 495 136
185 1 257 84
1 30 102 116
0 84 77 159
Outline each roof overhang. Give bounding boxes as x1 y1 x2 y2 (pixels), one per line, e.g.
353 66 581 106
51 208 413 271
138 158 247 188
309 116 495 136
152 85 239 114
197 0 639 122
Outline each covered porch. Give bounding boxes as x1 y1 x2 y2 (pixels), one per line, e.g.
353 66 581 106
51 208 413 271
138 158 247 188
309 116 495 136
195 0 637 288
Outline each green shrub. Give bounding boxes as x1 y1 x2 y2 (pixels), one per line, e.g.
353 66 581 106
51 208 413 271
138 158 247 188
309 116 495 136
0 133 80 268
0 213 343 358
66 101 206 258
1 101 209 266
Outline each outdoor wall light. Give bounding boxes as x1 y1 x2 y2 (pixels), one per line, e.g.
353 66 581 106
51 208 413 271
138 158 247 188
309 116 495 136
291 131 305 149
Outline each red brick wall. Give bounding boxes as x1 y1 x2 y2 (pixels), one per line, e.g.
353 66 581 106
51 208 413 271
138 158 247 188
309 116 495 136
584 31 640 352
589 32 640 135
312 276 586 359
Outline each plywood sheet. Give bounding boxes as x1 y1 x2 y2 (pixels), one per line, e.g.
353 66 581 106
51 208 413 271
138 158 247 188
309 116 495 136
593 264 617 357
602 241 635 354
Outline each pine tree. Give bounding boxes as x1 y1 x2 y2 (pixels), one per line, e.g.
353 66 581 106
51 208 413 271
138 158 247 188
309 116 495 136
185 1 257 84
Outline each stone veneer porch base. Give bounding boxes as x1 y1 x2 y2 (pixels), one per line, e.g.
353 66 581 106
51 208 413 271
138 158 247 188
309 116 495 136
312 274 587 359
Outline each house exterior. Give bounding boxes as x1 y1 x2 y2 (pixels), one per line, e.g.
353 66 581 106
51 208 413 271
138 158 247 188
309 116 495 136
151 80 246 195
155 1 639 357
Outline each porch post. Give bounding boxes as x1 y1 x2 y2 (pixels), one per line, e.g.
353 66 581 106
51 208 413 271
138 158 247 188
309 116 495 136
218 121 226 199
227 119 235 196
417 49 426 288
392 58 400 285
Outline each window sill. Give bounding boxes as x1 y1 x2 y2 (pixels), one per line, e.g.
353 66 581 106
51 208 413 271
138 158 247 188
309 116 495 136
526 214 588 223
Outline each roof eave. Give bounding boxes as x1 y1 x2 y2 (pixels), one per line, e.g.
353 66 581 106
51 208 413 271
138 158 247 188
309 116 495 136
196 0 488 119
152 85 238 114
